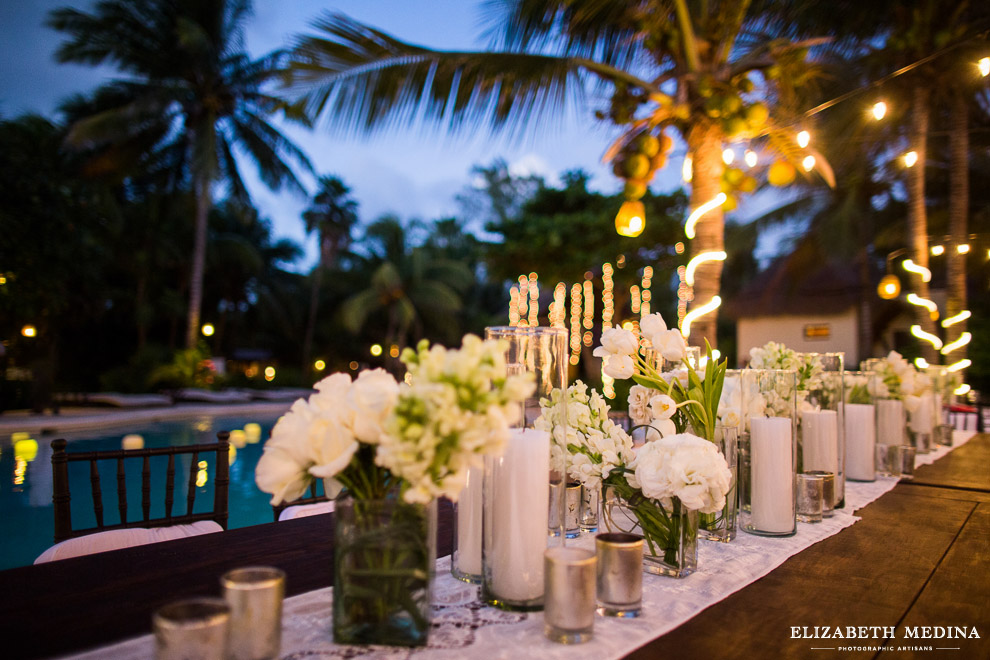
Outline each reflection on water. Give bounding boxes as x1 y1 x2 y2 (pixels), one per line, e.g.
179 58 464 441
0 416 276 571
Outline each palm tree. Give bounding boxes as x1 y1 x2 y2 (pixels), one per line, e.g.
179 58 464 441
341 217 470 371
300 175 358 377
48 0 312 349
286 1 833 348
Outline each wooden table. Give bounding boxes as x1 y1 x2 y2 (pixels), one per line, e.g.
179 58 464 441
2 438 987 660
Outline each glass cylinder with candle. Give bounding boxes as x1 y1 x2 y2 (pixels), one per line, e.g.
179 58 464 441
481 326 567 611
800 353 845 510
843 371 878 481
451 466 483 583
739 369 797 537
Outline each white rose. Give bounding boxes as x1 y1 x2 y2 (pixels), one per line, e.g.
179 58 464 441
628 385 654 426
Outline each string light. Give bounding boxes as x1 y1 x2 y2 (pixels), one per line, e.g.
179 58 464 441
722 148 735 165
802 155 816 171
946 359 971 373
797 130 811 148
641 266 653 317
954 383 971 396
550 283 567 327
906 293 938 315
744 150 758 168
957 243 970 254
930 244 944 256
630 284 641 315
685 193 727 239
527 272 540 327
940 332 972 355
569 283 582 365
901 259 931 282
914 357 929 369
941 311 971 327
684 251 727 287
508 285 520 325
980 57 990 77
681 296 722 338
601 263 614 329
910 325 943 350
583 279 594 330
903 151 918 167
871 101 887 120
676 265 690 326
517 275 529 326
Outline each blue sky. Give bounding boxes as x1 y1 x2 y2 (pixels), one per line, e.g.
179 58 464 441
1 1 783 270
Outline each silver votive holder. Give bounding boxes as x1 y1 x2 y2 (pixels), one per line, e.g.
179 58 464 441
595 533 643 617
875 444 899 477
935 424 954 447
796 473 824 523
804 470 835 517
893 445 917 478
221 566 285 660
153 597 230 660
580 485 600 533
544 547 596 643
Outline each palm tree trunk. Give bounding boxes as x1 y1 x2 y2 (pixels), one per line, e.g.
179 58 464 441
301 254 325 378
686 120 725 349
186 179 212 349
908 86 936 364
946 91 968 361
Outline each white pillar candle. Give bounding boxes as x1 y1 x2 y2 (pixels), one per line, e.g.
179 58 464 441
909 393 934 434
876 399 906 446
844 403 876 481
456 466 483 576
750 417 794 534
488 427 550 603
801 410 838 475
934 394 944 426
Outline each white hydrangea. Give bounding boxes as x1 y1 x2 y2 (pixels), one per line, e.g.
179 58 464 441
626 433 732 514
537 380 635 490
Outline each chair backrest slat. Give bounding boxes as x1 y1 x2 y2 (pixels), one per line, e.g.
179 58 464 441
116 458 127 524
165 454 176 522
141 455 151 522
50 435 230 543
186 451 199 515
89 460 104 529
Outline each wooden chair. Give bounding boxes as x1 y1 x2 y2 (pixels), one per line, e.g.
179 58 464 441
272 480 331 521
51 432 230 543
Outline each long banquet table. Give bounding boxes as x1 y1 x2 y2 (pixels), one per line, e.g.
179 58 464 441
2 435 988 660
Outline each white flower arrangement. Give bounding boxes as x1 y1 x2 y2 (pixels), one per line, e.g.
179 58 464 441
255 335 534 506
536 380 635 490
627 385 678 439
626 433 732 515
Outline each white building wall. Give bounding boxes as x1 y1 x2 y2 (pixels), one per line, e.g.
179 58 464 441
736 308 860 367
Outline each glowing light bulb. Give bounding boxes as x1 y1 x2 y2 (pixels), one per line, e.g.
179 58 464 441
722 148 735 165
940 332 972 355
941 311 971 328
314 359 326 371
685 193 727 239
797 130 811 148
914 357 929 369
744 150 758 168
946 359 971 373
370 344 383 356
682 155 693 182
954 383 971 396
903 151 918 167
872 101 887 120
21 325 36 338
201 323 214 337
980 57 990 77
902 259 931 282
910 325 943 350
957 243 970 254
680 296 722 338
615 200 646 237
684 251 727 287
930 244 944 256
802 155 816 171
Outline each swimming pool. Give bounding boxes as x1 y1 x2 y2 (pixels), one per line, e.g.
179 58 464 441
0 414 280 571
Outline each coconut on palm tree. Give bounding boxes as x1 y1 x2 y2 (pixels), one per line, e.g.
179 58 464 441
285 0 833 348
48 0 312 349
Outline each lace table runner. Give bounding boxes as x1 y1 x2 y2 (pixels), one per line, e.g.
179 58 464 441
65 430 978 660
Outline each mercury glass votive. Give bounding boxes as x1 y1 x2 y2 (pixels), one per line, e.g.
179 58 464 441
796 473 824 523
893 445 917 478
544 547 596 643
221 567 285 660
595 533 643 618
804 470 835 517
153 598 230 660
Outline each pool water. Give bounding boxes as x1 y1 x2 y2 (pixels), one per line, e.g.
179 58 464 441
0 415 278 571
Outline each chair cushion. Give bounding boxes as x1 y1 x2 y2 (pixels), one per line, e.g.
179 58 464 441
278 501 335 521
34 521 223 564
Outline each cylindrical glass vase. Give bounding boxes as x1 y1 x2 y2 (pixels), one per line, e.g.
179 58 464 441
740 369 797 537
333 496 436 647
842 371 878 481
481 326 567 611
800 352 845 509
699 425 738 542
602 489 698 578
451 466 483 583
